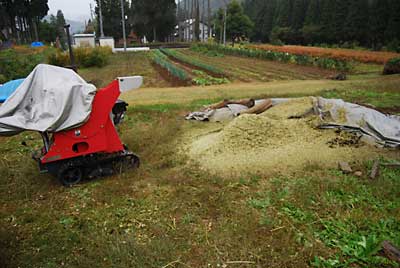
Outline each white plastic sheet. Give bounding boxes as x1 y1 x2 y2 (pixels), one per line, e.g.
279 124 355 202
0 64 96 136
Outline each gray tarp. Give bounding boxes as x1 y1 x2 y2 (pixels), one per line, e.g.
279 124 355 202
315 97 400 147
0 64 96 136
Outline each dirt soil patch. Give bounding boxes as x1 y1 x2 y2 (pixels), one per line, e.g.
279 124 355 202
184 98 392 176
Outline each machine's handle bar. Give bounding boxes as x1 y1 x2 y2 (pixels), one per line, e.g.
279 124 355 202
117 76 143 93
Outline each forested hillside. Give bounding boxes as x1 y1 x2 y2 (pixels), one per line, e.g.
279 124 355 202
243 0 400 50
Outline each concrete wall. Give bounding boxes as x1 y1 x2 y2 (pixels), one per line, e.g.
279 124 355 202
74 37 95 48
99 37 115 51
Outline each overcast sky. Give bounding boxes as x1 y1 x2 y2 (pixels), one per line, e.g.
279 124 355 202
48 0 96 21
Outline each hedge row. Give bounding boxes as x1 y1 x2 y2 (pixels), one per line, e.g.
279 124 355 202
195 43 352 72
48 47 112 68
159 48 226 75
149 50 189 81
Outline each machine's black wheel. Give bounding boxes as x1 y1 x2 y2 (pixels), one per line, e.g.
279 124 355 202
58 166 83 187
130 154 140 169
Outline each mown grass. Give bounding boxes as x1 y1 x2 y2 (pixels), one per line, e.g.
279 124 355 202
1 68 400 268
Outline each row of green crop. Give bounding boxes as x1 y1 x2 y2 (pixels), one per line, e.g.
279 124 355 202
194 43 352 72
159 48 226 75
149 50 189 81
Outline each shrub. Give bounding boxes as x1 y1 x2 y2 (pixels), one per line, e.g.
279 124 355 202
383 57 400 75
190 44 224 57
47 47 112 68
0 48 46 82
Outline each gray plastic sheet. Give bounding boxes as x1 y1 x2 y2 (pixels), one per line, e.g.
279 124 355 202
0 64 96 136
314 97 400 147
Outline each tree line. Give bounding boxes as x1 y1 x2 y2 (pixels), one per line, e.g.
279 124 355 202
93 0 177 43
0 0 49 43
243 0 400 50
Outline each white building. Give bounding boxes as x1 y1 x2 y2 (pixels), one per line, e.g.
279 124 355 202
99 37 115 51
73 33 95 48
176 19 212 42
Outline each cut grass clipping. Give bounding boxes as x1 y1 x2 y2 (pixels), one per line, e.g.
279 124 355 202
160 48 226 76
149 49 189 81
194 43 352 72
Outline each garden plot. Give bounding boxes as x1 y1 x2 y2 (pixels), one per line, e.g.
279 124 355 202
149 49 230 86
250 44 400 64
180 49 336 83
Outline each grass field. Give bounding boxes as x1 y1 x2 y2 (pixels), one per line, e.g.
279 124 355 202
1 49 400 268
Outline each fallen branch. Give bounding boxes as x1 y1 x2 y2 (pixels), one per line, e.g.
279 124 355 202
225 260 255 264
381 241 400 264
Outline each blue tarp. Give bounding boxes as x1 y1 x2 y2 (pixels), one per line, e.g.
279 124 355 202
31 42 44 47
0 79 25 103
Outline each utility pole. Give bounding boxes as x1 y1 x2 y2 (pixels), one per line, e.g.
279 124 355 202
120 0 127 51
89 3 94 21
222 0 228 46
207 0 211 39
223 8 226 46
98 0 105 37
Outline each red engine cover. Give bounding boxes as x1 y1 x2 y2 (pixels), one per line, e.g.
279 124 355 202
41 80 124 164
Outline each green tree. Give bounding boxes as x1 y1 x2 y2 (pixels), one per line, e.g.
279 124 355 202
38 15 57 43
55 10 67 49
369 0 390 49
345 0 369 45
291 0 307 30
226 0 254 46
0 0 49 43
30 0 50 41
95 0 130 41
213 7 225 43
243 0 276 42
320 0 336 43
130 0 176 42
304 0 321 25
385 0 400 44
274 0 292 27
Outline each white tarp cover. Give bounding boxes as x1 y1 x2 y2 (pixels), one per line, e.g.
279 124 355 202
0 64 97 136
315 97 400 147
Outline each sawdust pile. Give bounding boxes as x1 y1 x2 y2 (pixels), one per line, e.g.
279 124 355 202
187 97 384 176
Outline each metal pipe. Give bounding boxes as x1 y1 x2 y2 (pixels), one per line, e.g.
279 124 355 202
64 24 77 72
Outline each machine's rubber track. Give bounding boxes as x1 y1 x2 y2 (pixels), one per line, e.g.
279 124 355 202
45 150 140 187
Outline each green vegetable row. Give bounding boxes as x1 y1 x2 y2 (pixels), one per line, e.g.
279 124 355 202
160 48 226 75
149 49 189 81
194 43 352 72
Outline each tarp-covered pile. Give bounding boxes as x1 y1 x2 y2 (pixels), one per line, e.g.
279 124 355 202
187 97 400 148
0 64 96 136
